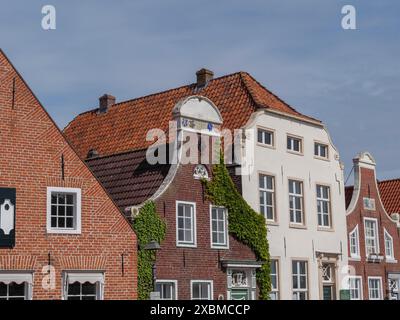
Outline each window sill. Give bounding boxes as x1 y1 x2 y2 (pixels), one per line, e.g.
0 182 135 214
386 259 398 264
313 156 330 162
349 256 361 261
287 150 304 156
176 243 197 248
289 224 307 230
266 221 279 226
317 226 334 232
47 228 81 235
211 245 229 250
257 143 276 150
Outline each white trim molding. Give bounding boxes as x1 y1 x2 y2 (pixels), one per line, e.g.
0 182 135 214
190 280 214 300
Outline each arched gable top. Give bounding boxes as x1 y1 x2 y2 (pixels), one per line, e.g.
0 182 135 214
172 96 223 125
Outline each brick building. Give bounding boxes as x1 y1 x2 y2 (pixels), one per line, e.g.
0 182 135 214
345 152 400 300
0 49 137 300
84 96 262 300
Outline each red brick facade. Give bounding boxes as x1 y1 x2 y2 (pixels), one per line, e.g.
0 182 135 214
346 153 400 300
0 50 137 299
153 161 259 300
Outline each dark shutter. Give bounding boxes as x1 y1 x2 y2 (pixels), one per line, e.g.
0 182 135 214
0 188 16 248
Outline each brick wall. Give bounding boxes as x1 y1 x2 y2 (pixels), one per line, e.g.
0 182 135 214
0 50 137 299
154 161 257 300
347 165 400 300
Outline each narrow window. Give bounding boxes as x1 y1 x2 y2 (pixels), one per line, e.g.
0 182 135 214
368 278 382 300
270 260 279 300
176 202 196 247
210 206 228 248
364 219 379 256
289 180 304 225
316 185 331 228
349 226 360 258
259 174 276 222
348 277 362 300
384 229 394 260
292 260 308 300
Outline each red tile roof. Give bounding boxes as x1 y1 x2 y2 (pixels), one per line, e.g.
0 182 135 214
345 178 400 214
64 72 321 159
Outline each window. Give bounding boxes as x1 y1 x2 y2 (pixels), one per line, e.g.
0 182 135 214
368 277 383 300
287 135 302 153
176 202 196 247
292 260 308 300
257 128 274 146
316 185 331 228
384 229 394 260
349 226 360 258
259 174 276 222
210 206 228 249
191 281 213 300
0 283 28 300
0 273 32 300
156 281 177 300
63 272 104 300
363 197 376 211
47 187 81 234
348 276 362 300
270 260 279 300
314 143 328 159
364 219 379 256
289 180 304 225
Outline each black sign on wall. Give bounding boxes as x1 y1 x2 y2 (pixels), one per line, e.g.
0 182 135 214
0 188 16 248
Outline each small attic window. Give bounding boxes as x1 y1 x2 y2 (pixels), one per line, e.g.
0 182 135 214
87 149 99 159
193 164 209 180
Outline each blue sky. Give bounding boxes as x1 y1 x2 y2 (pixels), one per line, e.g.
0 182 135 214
1 0 399 181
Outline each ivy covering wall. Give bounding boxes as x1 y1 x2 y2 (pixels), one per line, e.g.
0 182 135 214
203 156 271 299
132 201 166 300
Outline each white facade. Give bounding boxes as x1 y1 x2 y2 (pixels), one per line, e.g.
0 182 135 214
238 109 348 300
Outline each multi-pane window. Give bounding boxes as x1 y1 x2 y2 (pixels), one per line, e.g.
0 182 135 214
0 282 27 300
156 281 177 300
257 128 274 146
384 230 394 260
50 192 76 229
287 136 302 153
316 185 331 228
292 260 308 300
349 226 360 258
47 187 81 233
289 180 304 225
368 278 382 300
191 281 212 300
314 143 328 159
270 260 279 300
67 282 98 300
348 277 362 300
259 174 276 221
211 206 228 248
364 219 379 256
177 202 196 247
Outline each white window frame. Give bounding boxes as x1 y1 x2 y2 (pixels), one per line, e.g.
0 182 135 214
349 225 360 258
155 280 178 300
210 206 229 249
292 260 308 300
270 259 280 300
176 201 197 248
257 127 274 147
314 142 329 159
289 180 304 225
287 135 303 154
46 187 82 234
316 184 331 228
62 272 104 300
259 174 276 222
368 277 383 300
0 272 33 300
384 229 395 261
348 276 363 300
190 280 213 300
364 218 379 256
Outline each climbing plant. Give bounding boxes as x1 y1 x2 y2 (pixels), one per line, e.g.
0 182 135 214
203 156 271 299
132 201 166 300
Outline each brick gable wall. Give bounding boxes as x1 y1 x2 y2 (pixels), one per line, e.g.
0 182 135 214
0 50 137 299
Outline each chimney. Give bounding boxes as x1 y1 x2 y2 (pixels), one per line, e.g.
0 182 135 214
196 68 214 88
99 94 116 113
